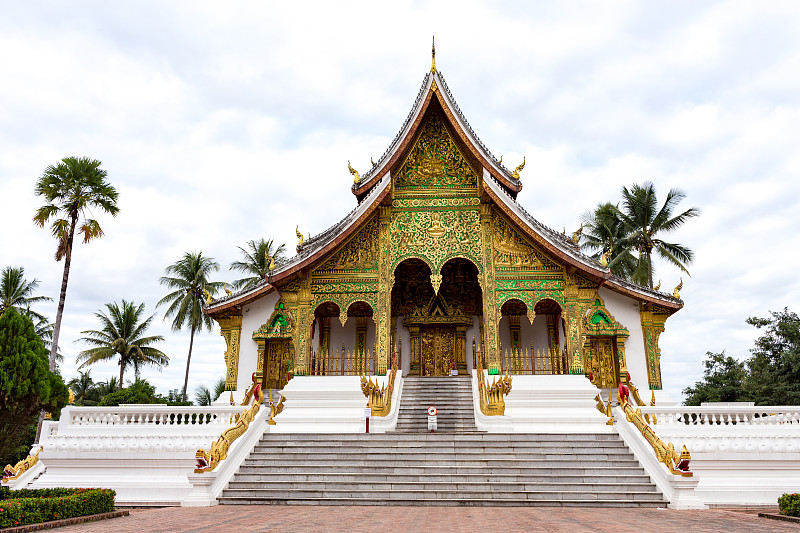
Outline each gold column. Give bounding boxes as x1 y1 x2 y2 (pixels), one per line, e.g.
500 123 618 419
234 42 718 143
217 315 243 391
564 273 593 375
409 325 421 375
508 314 521 353
640 305 670 389
356 316 368 374
376 206 392 375
319 316 330 375
479 204 500 374
255 339 265 384
455 325 467 374
294 274 312 376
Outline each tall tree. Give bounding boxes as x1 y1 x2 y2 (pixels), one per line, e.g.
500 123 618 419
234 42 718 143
0 266 52 321
157 252 224 401
683 351 747 406
67 370 97 405
616 181 699 289
743 308 800 405
0 308 68 463
580 203 638 281
33 156 119 370
229 238 287 291
76 300 168 390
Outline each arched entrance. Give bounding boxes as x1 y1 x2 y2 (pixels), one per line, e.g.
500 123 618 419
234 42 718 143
499 297 567 374
392 258 482 376
310 301 376 375
252 299 294 390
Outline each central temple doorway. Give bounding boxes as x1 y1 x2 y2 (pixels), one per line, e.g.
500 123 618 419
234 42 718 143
392 258 482 376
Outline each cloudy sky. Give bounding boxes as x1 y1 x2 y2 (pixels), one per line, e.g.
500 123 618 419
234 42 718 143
2 1 799 402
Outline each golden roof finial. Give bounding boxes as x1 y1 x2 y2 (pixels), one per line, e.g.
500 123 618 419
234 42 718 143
202 286 212 305
653 279 661 291
296 225 305 247
265 252 275 271
431 36 436 73
572 225 583 244
68 387 74 405
348 160 361 183
511 156 525 180
673 277 683 299
600 245 612 267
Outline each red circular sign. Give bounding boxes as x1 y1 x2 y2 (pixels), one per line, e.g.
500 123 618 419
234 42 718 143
428 406 437 416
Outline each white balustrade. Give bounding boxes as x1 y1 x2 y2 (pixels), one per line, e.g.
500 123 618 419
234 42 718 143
64 405 245 428
641 406 800 427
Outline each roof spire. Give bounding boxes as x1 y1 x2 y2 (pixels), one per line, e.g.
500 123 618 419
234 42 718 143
431 36 436 73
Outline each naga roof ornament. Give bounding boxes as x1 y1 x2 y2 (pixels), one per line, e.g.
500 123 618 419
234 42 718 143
511 157 525 180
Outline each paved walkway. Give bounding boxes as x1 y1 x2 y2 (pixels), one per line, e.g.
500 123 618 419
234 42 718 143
52 506 791 532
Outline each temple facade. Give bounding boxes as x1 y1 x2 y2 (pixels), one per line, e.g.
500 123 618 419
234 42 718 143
206 61 682 400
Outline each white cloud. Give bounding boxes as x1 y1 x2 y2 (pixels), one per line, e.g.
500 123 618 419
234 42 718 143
1 0 800 403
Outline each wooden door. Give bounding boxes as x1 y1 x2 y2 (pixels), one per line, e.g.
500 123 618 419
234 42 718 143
264 339 290 390
420 326 455 376
590 337 619 388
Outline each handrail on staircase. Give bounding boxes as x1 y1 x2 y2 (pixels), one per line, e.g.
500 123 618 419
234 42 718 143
3 446 43 482
360 352 398 417
618 385 692 477
195 378 265 474
475 338 512 416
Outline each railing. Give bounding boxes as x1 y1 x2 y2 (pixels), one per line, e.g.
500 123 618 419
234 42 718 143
641 406 800 427
619 388 693 477
65 406 246 427
500 346 568 375
476 346 512 416
360 356 397 417
310 347 376 376
195 386 265 473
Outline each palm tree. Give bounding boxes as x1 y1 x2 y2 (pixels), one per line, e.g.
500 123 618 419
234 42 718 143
580 203 638 281
67 371 97 405
616 182 700 289
0 266 52 320
194 384 213 406
213 377 226 401
230 238 287 291
157 252 225 401
76 300 168 390
33 156 120 371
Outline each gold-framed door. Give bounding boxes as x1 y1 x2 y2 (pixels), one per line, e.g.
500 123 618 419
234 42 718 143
263 339 291 390
420 325 456 376
590 336 619 388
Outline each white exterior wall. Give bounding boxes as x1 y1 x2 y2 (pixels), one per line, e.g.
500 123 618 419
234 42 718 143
238 290 280 391
598 287 649 394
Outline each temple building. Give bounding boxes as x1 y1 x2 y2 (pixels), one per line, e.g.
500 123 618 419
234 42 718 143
205 51 682 401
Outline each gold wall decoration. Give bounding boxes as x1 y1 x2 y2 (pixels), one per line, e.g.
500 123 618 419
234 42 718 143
492 214 560 271
582 292 630 388
480 204 501 373
217 315 243 391
390 209 482 274
640 304 671 390
315 217 379 272
394 108 478 191
376 205 393 375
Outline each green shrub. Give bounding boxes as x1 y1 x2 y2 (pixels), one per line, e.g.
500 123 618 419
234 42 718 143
0 487 115 527
99 379 167 406
779 492 800 516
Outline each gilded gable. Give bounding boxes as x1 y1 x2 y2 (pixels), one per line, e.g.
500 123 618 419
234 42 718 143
394 108 478 191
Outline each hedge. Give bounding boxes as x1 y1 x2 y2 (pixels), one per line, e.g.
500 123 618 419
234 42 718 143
779 492 800 517
0 487 115 528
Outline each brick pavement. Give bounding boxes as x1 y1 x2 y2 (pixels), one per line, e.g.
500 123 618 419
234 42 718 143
51 506 791 533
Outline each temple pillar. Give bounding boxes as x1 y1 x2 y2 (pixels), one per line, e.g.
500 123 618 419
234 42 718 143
479 204 500 374
640 304 670 390
294 274 312 376
376 206 392 375
455 325 468 374
409 325 421 375
217 315 242 391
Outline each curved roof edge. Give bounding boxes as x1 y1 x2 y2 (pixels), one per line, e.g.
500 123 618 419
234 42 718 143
352 70 522 198
483 169 682 312
205 280 274 317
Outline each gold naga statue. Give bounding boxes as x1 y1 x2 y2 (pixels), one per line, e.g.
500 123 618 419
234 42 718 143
348 160 361 183
572 225 583 244
296 225 305 247
511 156 525 180
673 278 683 299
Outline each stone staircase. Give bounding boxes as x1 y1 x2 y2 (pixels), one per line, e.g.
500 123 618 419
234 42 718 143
219 375 666 507
394 376 477 433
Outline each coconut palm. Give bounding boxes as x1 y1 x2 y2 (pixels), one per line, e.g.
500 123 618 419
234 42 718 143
229 238 287 291
157 252 225 401
33 156 120 370
580 203 638 281
76 300 168 390
0 266 52 320
67 370 97 405
195 378 227 406
616 181 700 289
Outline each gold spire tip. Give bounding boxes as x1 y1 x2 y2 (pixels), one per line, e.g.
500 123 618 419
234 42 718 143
431 36 436 73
